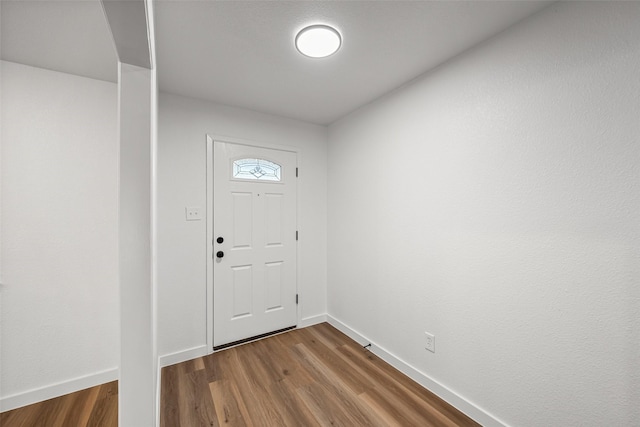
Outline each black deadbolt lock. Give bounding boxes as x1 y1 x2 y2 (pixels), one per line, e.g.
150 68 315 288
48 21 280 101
217 237 224 244
216 251 224 259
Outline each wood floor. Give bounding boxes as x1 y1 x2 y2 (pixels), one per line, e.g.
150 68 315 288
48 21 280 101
0 323 480 426
160 322 480 426
0 381 117 427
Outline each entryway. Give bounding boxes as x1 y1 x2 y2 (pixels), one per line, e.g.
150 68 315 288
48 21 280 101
207 136 298 350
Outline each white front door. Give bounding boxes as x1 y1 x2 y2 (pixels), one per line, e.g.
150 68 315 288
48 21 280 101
213 140 297 348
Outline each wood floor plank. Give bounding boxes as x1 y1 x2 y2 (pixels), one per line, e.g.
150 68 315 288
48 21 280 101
202 352 223 383
193 357 206 371
61 385 100 427
229 346 289 426
337 343 477 426
364 380 443 427
238 339 319 426
163 323 480 426
33 393 66 427
86 381 118 427
209 379 251 426
161 364 181 427
177 360 211 427
50 389 85 427
296 382 365 427
2 323 480 427
185 369 219 427
0 381 111 427
291 343 387 427
267 332 317 389
267 378 321 427
339 344 446 416
359 391 406 427
299 327 377 394
310 321 354 349
0 401 44 427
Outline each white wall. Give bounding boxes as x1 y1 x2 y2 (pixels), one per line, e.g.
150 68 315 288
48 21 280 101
158 93 327 360
0 61 119 410
328 3 640 427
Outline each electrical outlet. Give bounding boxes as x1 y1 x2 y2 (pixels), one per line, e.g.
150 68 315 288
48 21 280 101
425 332 435 353
185 206 202 221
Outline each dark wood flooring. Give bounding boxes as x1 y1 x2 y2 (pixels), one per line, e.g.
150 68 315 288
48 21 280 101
0 323 480 426
0 381 117 427
161 322 480 426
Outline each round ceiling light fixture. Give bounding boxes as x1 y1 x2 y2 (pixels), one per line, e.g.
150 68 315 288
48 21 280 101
295 25 342 58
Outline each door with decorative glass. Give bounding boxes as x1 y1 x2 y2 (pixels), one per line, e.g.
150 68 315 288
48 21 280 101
213 140 297 349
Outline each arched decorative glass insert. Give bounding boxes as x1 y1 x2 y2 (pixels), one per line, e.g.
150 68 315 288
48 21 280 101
232 158 282 182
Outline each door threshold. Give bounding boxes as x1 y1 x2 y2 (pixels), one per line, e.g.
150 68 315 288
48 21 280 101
213 325 296 352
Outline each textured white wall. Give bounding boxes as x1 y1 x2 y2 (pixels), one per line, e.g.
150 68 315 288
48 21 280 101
328 3 640 426
157 93 327 358
0 61 118 406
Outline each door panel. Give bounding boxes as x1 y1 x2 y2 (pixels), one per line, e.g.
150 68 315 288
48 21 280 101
231 265 253 318
265 261 284 311
232 192 252 248
265 193 283 246
213 141 297 347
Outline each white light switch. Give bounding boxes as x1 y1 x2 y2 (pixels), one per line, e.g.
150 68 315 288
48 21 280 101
185 206 202 221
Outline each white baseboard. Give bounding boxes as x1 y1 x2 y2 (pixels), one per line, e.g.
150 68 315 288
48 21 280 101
158 345 208 368
299 313 327 328
0 368 118 413
326 314 509 427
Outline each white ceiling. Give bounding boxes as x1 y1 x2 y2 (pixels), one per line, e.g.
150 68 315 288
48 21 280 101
0 0 118 83
1 0 552 125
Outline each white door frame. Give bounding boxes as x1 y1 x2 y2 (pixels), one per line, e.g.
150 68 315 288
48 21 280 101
205 134 301 353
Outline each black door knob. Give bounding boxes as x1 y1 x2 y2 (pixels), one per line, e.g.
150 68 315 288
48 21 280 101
217 237 224 244
216 251 224 258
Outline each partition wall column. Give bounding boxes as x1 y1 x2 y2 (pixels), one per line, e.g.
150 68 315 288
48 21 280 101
101 0 158 424
118 62 157 426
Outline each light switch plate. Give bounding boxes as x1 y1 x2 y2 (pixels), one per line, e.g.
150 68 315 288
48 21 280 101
185 206 202 221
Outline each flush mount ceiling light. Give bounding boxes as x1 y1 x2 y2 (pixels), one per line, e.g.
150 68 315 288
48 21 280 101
295 25 342 58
